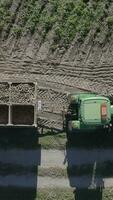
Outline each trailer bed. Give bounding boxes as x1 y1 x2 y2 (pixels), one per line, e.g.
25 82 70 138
0 82 37 127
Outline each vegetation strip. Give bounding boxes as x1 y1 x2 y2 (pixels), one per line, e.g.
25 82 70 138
37 188 113 200
38 167 67 178
37 188 74 200
39 132 66 150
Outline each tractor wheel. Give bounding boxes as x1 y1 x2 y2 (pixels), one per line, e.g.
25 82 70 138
66 121 73 142
63 120 66 132
68 121 72 133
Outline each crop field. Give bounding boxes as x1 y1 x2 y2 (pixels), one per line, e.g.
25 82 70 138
1 0 113 199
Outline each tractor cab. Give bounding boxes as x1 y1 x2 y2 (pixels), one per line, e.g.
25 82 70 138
80 96 111 125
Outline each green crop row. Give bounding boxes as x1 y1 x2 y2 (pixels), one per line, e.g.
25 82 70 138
1 0 113 48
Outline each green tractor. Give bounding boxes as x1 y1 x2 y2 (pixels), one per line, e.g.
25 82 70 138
64 92 113 136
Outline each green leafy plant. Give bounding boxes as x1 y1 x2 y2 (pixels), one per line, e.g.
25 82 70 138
12 25 22 38
0 0 113 48
0 0 12 32
106 16 113 29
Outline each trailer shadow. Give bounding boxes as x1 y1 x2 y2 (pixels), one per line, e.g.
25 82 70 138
0 127 41 200
66 130 113 200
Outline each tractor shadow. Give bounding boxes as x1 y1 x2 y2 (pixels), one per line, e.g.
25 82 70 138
66 130 113 200
0 127 41 200
67 129 113 148
73 187 103 200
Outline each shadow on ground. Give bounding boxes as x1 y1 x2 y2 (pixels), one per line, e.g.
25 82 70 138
0 127 40 149
73 188 103 200
0 127 41 200
67 130 113 148
66 130 113 200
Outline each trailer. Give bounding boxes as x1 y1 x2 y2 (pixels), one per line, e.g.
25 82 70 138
0 82 37 127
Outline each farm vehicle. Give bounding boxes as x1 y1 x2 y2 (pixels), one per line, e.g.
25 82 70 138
63 92 113 135
1 81 113 134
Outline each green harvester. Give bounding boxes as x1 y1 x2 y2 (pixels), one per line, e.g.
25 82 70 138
64 92 113 134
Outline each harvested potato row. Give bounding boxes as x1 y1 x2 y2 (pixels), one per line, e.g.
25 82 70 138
11 83 35 104
0 83 9 103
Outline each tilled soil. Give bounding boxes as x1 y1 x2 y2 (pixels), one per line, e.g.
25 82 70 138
0 57 112 129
